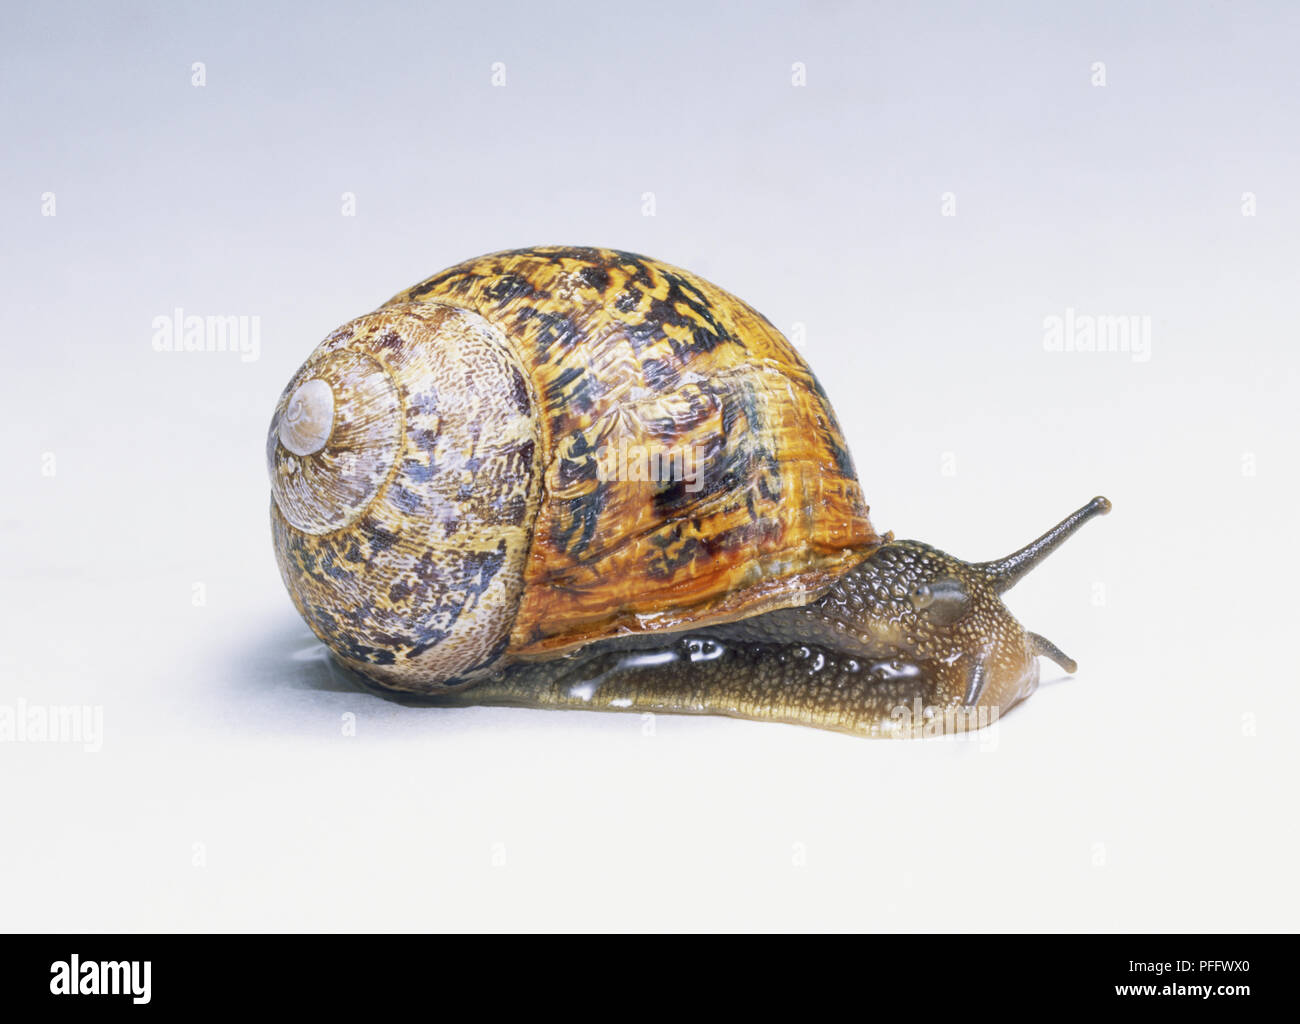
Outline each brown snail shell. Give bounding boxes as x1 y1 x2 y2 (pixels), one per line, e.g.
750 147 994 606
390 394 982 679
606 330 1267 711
268 246 883 692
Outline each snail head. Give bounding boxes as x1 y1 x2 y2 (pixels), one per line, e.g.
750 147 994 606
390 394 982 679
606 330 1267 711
888 496 1112 715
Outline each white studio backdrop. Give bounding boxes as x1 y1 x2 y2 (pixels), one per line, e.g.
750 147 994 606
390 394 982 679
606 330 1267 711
0 0 1296 930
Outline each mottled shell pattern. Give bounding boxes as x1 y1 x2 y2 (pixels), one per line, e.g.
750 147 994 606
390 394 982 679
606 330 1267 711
268 246 884 692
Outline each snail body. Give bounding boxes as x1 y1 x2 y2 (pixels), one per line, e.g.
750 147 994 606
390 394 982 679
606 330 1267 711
268 246 1108 736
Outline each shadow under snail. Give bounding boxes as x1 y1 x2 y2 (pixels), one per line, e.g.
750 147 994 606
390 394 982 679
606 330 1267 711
267 245 1109 737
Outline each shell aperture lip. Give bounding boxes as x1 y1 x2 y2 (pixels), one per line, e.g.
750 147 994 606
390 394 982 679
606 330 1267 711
279 378 335 456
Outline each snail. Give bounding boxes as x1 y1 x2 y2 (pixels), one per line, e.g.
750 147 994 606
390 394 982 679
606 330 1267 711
268 246 1109 737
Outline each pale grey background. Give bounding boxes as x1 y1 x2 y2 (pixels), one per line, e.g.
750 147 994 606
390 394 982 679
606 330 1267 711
1 0 1296 931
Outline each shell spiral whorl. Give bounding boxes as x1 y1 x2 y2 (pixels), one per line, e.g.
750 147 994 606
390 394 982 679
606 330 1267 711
277 378 335 457
268 348 403 535
267 302 543 689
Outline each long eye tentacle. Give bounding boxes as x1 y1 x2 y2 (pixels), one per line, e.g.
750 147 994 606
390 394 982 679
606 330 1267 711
977 496 1111 594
